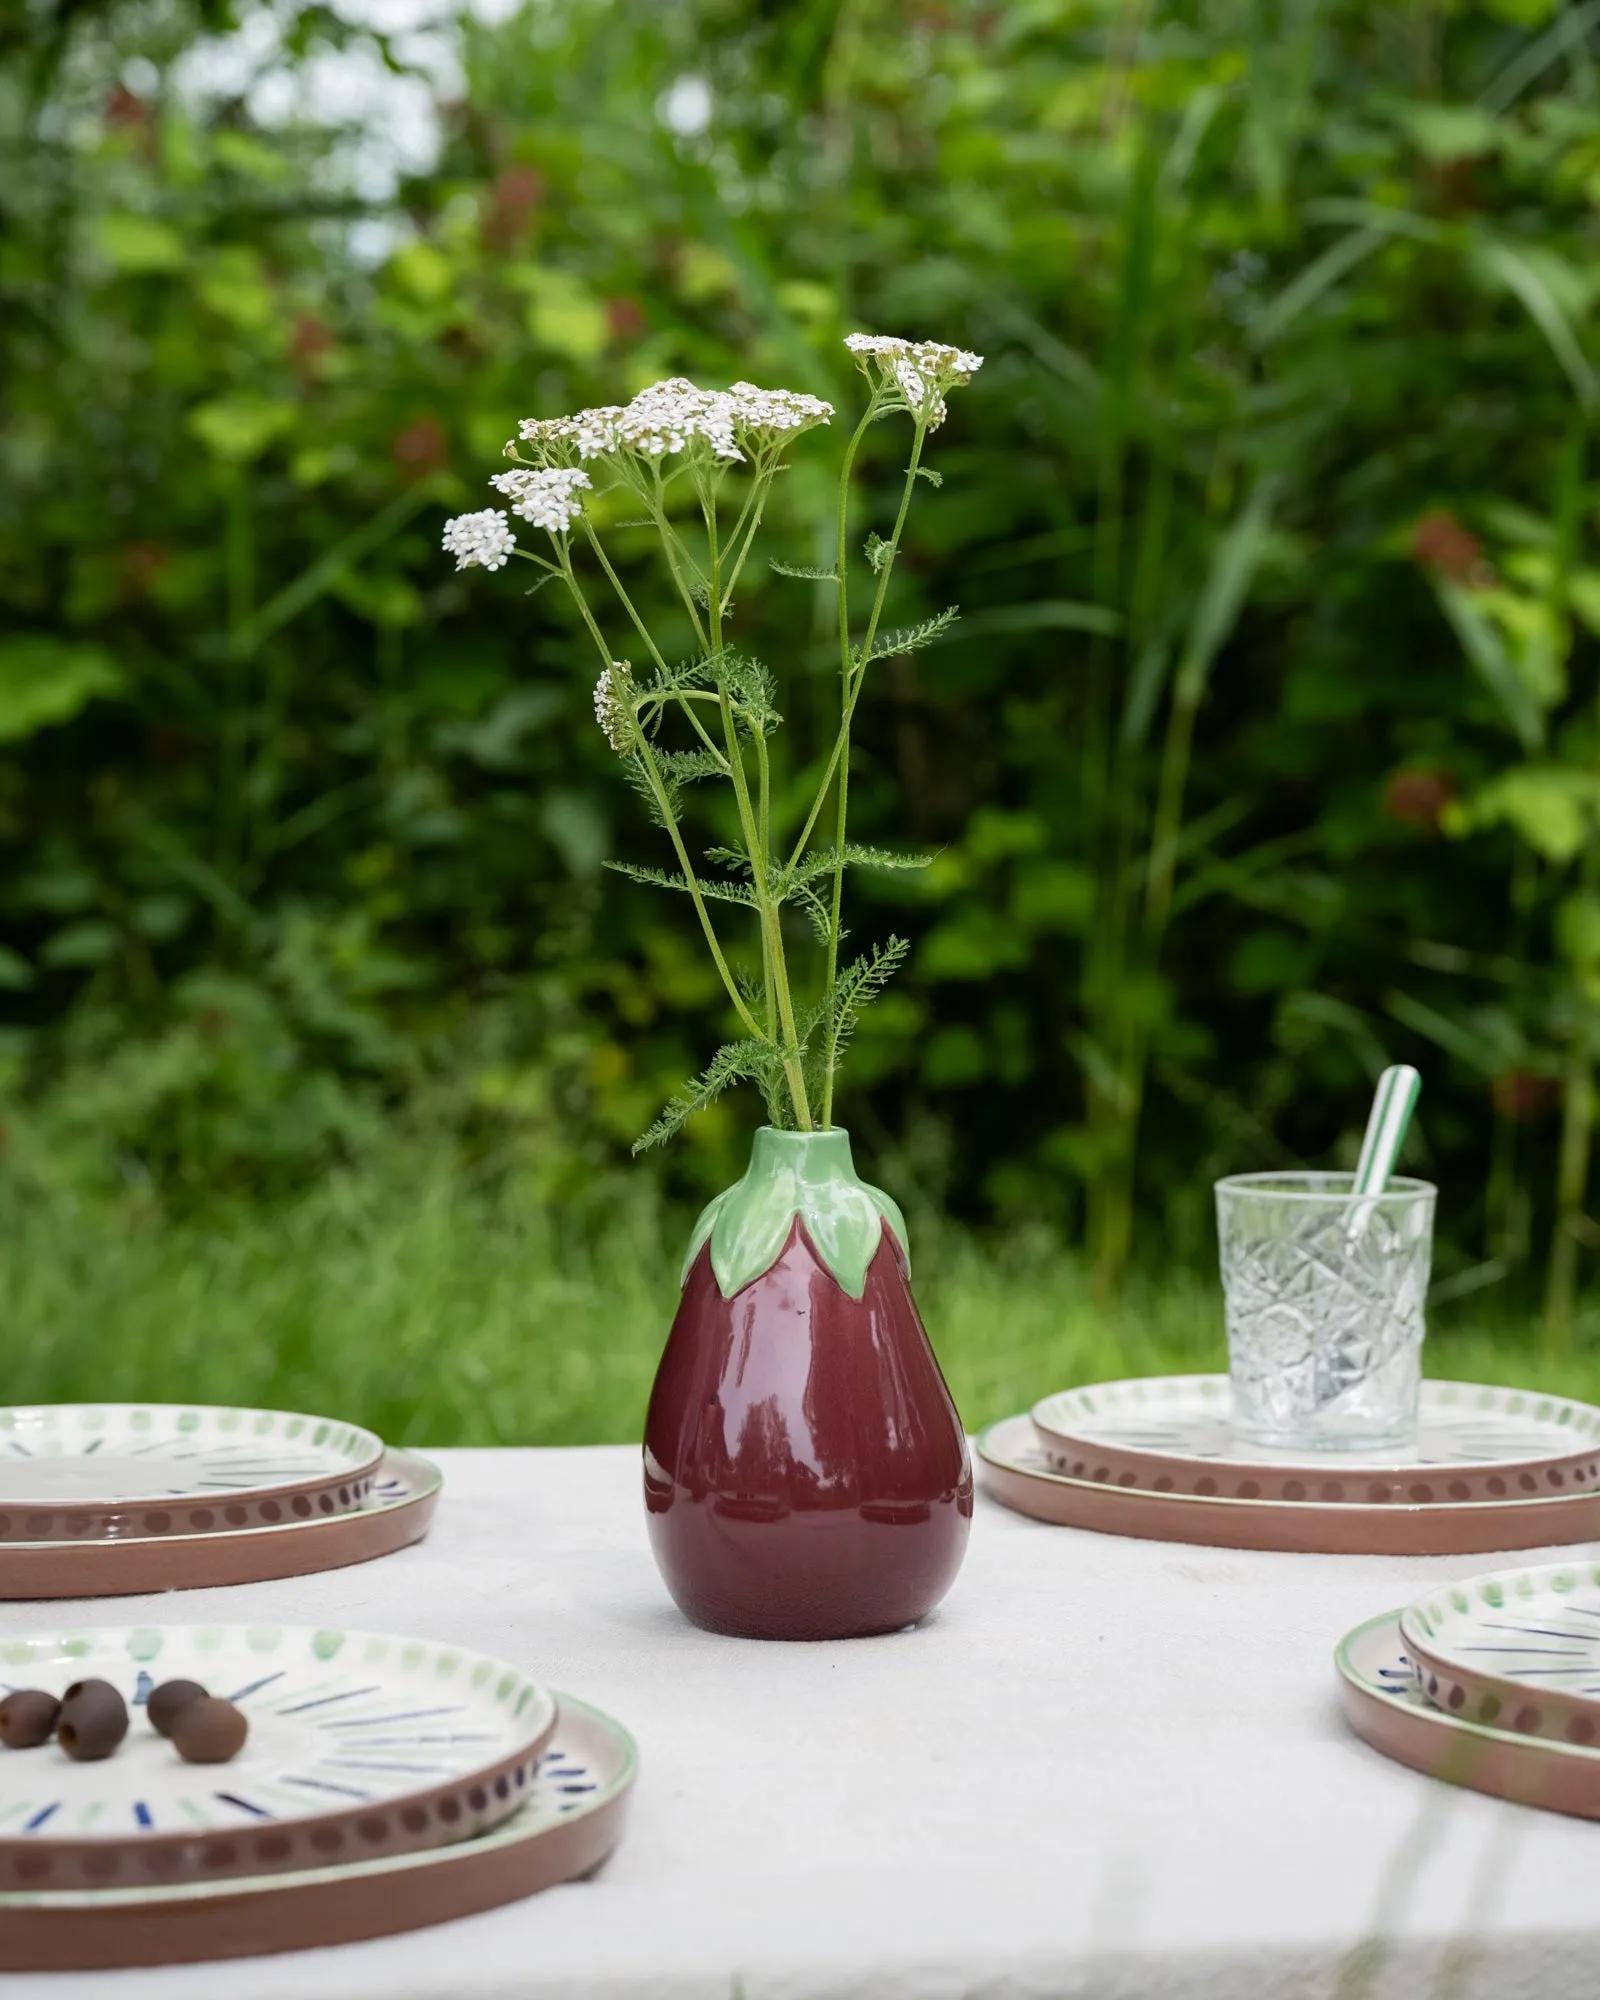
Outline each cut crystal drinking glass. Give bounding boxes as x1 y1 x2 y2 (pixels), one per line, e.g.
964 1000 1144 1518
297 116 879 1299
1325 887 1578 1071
1215 1172 1436 1451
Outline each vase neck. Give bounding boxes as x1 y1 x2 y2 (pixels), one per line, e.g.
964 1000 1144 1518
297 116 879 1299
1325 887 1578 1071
681 1124 909 1300
746 1126 856 1189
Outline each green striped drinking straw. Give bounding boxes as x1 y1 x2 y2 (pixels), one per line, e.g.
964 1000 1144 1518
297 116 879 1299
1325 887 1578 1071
1344 1064 1422 1247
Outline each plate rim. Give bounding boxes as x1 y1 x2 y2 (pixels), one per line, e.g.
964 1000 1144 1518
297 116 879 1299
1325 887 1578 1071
980 1413 1600 1516
977 1414 1600 1555
1399 1559 1600 1743
0 1402 387 1529
0 1448 442 1602
0 1615 553 1888
0 1446 441 1554
1029 1375 1600 1489
0 1694 638 1911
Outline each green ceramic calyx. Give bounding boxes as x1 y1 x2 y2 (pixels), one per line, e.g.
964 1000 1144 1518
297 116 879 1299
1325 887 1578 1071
681 1127 910 1301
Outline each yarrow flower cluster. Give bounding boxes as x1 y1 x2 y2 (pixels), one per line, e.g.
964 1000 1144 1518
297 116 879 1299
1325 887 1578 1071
441 508 516 572
440 334 977 1149
593 661 635 754
515 378 834 468
489 465 592 533
844 333 983 428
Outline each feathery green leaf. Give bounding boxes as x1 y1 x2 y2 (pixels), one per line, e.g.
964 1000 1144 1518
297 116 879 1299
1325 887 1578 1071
604 860 756 906
634 1039 775 1153
854 606 959 667
770 560 841 581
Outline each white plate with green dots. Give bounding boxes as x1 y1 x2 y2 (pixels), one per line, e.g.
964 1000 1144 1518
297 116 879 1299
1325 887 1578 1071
0 1623 557 1890
0 1404 385 1541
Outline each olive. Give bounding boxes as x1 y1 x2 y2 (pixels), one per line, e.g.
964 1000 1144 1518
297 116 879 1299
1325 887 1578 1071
170 1695 248 1765
58 1679 129 1762
0 1689 61 1749
146 1678 209 1739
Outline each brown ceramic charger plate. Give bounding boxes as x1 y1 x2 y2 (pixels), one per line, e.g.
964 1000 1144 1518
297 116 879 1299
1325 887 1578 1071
0 1449 441 1599
0 1697 635 1971
0 1403 388 1543
1030 1375 1600 1507
978 1415 1600 1554
1337 1609 1600 1819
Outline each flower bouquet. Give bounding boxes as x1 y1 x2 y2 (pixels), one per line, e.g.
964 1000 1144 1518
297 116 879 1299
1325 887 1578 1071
444 334 981 1638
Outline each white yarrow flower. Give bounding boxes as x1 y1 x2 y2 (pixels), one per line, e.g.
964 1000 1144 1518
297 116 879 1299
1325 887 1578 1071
593 661 636 754
490 465 592 533
843 332 983 427
523 377 833 469
442 508 516 572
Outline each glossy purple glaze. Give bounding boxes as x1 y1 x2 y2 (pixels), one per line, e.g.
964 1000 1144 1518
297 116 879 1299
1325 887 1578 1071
643 1218 972 1640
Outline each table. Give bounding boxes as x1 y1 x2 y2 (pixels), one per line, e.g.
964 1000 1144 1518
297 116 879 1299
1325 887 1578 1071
8 1446 1599 1998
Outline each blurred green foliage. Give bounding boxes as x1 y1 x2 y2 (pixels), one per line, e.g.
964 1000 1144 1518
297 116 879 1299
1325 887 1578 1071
8 0 1600 1337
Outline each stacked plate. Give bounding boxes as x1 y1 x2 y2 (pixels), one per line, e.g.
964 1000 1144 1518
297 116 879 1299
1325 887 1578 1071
977 1374 1600 1553
0 1621 636 1968
1339 1560 1600 1819
0 1403 441 1598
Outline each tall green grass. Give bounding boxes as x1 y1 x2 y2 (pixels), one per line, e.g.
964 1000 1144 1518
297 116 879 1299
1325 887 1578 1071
2 1161 1594 1444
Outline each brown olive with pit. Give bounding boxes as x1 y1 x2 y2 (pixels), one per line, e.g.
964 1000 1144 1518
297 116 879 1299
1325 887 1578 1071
170 1695 248 1765
58 1679 129 1762
0 1690 61 1749
146 1678 208 1739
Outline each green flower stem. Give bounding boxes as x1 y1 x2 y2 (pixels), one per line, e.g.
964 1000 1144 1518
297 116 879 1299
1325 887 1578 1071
716 678 812 1127
703 480 810 1128
647 467 709 651
719 460 779 611
580 523 729 772
820 417 928 1125
555 546 763 1042
783 406 877 871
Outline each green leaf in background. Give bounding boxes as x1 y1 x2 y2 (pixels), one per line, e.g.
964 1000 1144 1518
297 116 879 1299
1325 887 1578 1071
40 921 120 970
91 212 185 273
1470 237 1600 411
196 247 277 332
1557 892 1600 969
1397 103 1502 163
0 638 122 743
1452 765 1600 864
388 241 453 304
0 948 34 991
521 268 609 363
1432 580 1548 748
187 397 297 464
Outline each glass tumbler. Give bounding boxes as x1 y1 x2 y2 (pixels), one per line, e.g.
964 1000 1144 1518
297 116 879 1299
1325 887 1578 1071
1215 1172 1436 1451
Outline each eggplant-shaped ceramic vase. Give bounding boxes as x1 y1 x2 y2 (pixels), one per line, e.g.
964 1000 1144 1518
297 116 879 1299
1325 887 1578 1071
643 1127 973 1639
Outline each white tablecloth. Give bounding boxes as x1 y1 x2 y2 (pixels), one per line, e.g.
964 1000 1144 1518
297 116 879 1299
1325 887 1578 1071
8 1445 1599 1998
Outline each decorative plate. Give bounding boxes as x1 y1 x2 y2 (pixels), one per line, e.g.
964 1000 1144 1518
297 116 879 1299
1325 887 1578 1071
0 1695 634 1972
1401 1561 1600 1746
0 1405 386 1541
978 1414 1600 1555
1030 1376 1600 1504
1337 1609 1600 1820
0 1621 556 1889
0 1449 441 1601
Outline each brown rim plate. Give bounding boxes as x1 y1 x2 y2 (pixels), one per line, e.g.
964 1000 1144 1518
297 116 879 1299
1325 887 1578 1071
978 1414 1600 1554
1401 1560 1600 1746
1337 1609 1600 1819
1029 1376 1600 1505
0 1404 388 1543
0 1696 634 1970
0 1449 441 1599
0 1621 557 1890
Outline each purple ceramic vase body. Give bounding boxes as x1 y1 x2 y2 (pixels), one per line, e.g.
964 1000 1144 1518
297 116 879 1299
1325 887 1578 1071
643 1127 972 1640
